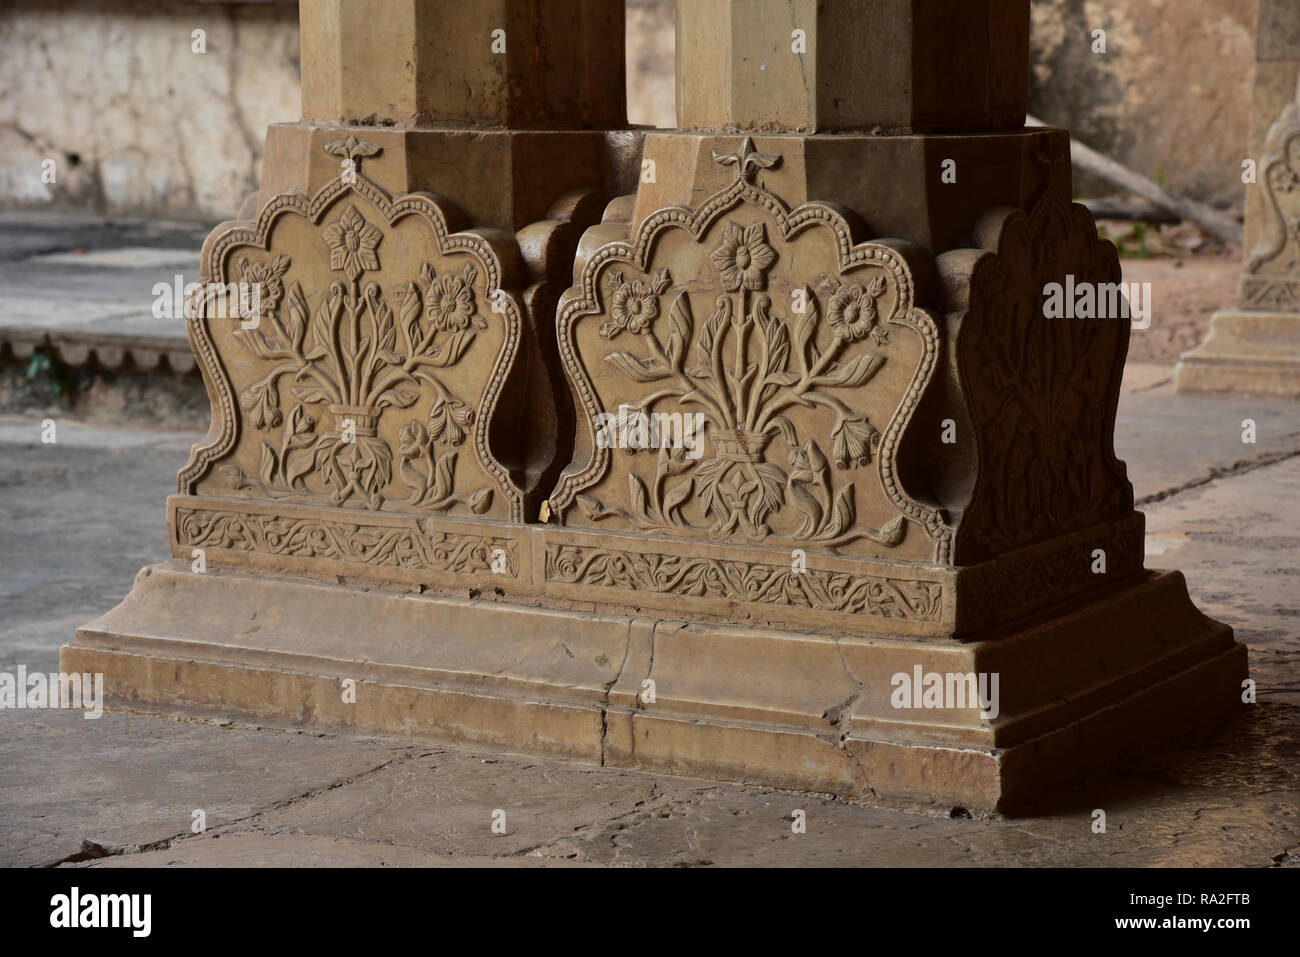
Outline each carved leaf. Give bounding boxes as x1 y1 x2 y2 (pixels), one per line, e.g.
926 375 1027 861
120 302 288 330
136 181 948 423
695 456 728 521
661 478 694 525
291 383 333 405
793 292 820 371
817 353 885 389
753 461 787 524
666 293 693 371
399 282 422 355
770 416 799 447
372 299 397 355
307 297 333 360
576 494 606 521
695 296 730 372
284 446 314 488
628 474 653 525
824 483 856 539
285 282 309 352
604 351 671 383
431 449 458 501
426 331 474 368
765 319 790 380
259 442 277 485
378 387 419 410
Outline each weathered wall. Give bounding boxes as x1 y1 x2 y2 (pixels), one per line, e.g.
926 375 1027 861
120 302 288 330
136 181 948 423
0 0 301 221
1030 0 1255 207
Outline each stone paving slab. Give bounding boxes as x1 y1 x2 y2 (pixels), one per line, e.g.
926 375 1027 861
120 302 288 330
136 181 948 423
1142 451 1300 709
1116 381 1300 511
67 833 584 868
0 709 407 868
0 216 205 372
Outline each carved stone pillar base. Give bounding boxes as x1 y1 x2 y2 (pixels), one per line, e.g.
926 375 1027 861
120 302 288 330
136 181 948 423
67 0 1246 815
64 558 1244 813
1175 311 1300 395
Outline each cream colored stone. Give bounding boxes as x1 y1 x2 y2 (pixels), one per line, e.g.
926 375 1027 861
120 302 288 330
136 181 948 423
0 0 300 219
675 0 1029 133
63 562 1245 813
300 0 625 129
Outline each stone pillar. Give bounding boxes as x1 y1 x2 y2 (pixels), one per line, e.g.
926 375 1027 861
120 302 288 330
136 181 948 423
1176 0 1300 394
66 0 1246 814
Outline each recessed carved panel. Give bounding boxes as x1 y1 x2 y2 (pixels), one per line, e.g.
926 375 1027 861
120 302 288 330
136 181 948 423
549 139 950 563
175 505 519 577
180 137 527 522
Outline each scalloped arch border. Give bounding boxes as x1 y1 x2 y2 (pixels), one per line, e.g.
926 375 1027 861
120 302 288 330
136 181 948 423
548 172 951 560
177 170 526 523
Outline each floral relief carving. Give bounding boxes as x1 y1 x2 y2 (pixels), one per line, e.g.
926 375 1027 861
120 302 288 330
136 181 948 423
180 138 524 522
175 506 517 576
1244 82 1300 308
551 138 947 561
544 544 943 622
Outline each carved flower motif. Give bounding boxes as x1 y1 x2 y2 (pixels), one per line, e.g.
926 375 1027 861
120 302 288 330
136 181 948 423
426 273 478 331
828 276 887 343
240 380 281 431
322 205 382 281
600 269 671 338
710 222 776 291
235 255 290 316
611 280 659 333
832 418 880 470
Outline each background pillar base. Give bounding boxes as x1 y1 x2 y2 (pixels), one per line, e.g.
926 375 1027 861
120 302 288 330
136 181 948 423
1176 310 1300 396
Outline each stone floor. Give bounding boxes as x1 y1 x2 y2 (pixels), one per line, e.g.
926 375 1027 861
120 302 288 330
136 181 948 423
0 213 205 375
1 363 1297 868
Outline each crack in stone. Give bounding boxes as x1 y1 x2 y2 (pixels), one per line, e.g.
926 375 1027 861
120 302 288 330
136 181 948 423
38 750 421 868
1137 447 1300 506
820 637 867 749
597 620 639 767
